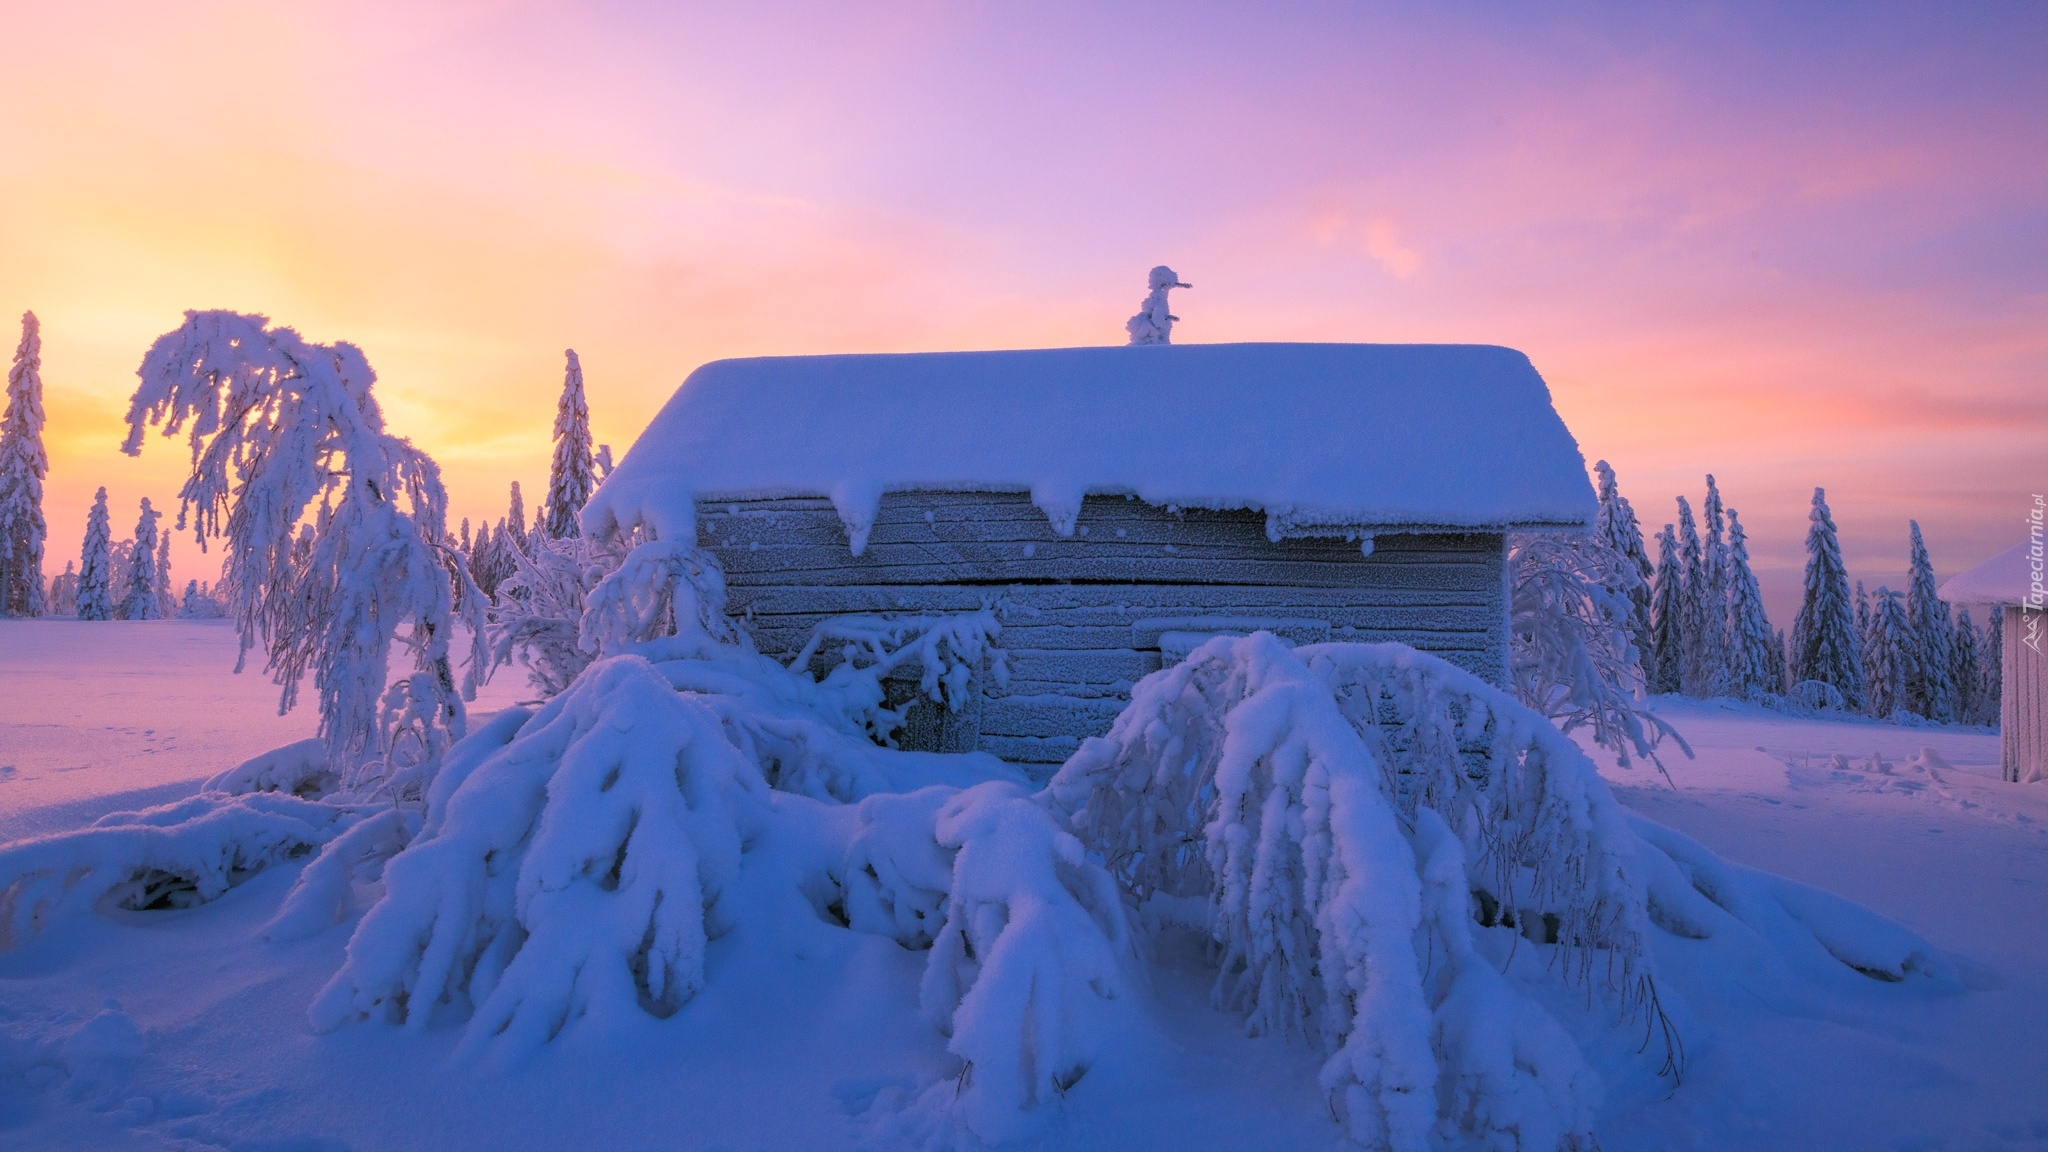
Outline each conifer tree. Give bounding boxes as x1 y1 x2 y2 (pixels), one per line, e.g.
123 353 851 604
1697 476 1733 696
46 560 78 615
505 481 528 554
121 497 163 620
459 517 471 553
1865 588 1912 720
1854 580 1871 648
1593 461 1654 668
544 349 595 539
1953 609 1982 725
1646 524 1685 694
0 311 49 616
1905 521 1956 722
1724 509 1778 699
154 530 176 617
1674 496 1704 695
1790 487 1862 707
77 488 114 620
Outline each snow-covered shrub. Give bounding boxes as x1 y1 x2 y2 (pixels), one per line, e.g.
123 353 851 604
0 793 356 947
914 782 1138 1144
311 656 764 1047
790 610 1006 744
1051 633 1621 1149
579 534 741 657
1510 532 1688 774
177 579 226 619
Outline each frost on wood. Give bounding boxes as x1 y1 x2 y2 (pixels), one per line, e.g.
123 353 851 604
121 310 483 779
312 657 763 1046
1050 635 1647 1149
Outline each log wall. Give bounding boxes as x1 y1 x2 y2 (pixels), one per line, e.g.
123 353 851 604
699 492 1509 766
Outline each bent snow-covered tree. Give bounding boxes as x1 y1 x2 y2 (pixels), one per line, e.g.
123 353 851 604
121 311 484 786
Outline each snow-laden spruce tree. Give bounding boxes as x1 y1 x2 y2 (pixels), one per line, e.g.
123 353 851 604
1865 588 1914 720
543 350 596 539
153 530 176 618
1791 488 1863 709
1724 509 1779 699
0 311 48 617
1953 609 1982 725
119 498 163 621
1695 476 1732 697
1646 523 1685 694
1905 521 1956 722
1593 461 1655 666
76 488 114 621
504 480 529 555
47 560 79 616
121 311 483 784
1674 497 1704 694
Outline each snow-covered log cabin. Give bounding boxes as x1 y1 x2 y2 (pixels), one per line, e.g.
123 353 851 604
585 343 1595 766
1943 541 2046 783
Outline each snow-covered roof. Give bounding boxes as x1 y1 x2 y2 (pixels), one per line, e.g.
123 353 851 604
1940 539 2046 607
584 342 1596 551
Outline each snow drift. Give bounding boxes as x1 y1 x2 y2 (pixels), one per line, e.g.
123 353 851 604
0 621 1965 1150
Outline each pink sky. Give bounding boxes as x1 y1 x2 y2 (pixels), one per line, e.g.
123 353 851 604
3 1 2042 626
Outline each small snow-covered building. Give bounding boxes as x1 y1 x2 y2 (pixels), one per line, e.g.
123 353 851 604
586 343 1595 765
1942 540 2047 783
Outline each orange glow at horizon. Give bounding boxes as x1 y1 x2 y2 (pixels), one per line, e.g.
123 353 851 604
3 2 2043 626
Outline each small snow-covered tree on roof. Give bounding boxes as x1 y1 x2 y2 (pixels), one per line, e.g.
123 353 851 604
1647 523 1684 694
1906 521 1956 722
1725 509 1779 700
1594 460 1654 669
544 349 595 539
1791 487 1863 710
0 311 48 617
120 497 162 621
1124 265 1189 346
77 488 114 621
120 310 485 786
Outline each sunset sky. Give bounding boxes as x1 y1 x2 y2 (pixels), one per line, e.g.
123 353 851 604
3 1 2042 625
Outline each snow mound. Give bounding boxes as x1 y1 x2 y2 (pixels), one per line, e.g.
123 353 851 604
0 792 355 948
584 343 1595 548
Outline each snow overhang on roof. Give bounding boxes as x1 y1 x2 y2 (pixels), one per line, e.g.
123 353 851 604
584 342 1598 553
1940 539 2048 608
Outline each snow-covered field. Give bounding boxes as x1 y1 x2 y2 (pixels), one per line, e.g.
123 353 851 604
2 620 2044 1152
